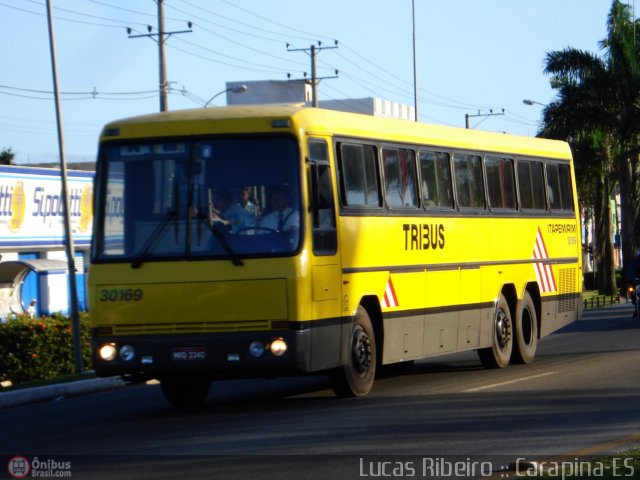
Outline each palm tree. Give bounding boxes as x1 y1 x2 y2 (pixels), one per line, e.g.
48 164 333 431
541 49 618 294
540 0 640 294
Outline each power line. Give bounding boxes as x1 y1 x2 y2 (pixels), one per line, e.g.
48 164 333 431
168 1 292 45
24 0 149 28
0 0 533 132
0 83 157 96
180 0 322 44
171 26 307 70
164 42 288 75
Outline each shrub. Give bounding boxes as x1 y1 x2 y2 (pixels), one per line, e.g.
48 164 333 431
0 313 92 384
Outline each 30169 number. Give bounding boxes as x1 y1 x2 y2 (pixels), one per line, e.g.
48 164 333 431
99 288 143 302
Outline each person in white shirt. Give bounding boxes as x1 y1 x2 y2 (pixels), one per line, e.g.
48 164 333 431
26 299 36 319
259 187 299 232
225 186 259 234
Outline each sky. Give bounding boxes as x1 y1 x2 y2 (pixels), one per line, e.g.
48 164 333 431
0 0 617 164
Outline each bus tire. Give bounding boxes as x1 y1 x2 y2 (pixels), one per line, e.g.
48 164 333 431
478 294 513 369
161 376 211 409
511 291 538 364
330 306 377 397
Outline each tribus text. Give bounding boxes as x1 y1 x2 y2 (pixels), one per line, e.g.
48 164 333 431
403 223 445 251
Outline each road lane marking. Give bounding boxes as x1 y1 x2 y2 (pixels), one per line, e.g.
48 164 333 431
462 371 559 392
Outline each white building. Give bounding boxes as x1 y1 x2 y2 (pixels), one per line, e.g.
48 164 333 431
225 79 415 121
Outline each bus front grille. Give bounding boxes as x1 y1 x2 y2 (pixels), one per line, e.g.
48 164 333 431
111 320 272 334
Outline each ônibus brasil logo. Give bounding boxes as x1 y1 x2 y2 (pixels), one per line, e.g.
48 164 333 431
7 456 30 479
7 456 71 478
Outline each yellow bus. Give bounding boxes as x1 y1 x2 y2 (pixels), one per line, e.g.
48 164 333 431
90 105 582 407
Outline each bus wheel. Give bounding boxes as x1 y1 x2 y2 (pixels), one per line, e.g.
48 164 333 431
511 291 538 364
161 376 211 409
478 294 513 368
330 306 377 397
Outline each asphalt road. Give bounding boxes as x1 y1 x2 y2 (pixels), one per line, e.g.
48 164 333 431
2 303 640 479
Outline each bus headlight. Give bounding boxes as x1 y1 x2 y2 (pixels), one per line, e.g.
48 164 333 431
269 338 287 357
119 345 136 362
249 341 265 358
99 344 117 362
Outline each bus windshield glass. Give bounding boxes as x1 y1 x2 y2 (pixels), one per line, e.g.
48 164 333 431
93 136 301 263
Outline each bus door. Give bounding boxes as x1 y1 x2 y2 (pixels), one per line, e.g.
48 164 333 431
307 138 342 371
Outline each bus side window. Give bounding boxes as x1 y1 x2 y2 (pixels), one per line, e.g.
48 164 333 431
516 160 534 210
338 143 381 208
485 156 516 210
557 164 575 211
517 160 547 212
419 150 453 209
382 147 418 208
546 162 574 212
453 153 485 210
530 161 546 210
309 139 337 255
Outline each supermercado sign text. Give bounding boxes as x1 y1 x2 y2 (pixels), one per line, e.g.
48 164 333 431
0 166 93 247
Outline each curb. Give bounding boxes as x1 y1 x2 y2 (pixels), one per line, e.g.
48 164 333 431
0 376 126 409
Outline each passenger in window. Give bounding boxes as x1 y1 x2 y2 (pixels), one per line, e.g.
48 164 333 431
259 187 299 232
422 180 437 207
398 150 417 207
225 186 260 234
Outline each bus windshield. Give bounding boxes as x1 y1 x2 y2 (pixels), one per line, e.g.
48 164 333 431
93 136 301 264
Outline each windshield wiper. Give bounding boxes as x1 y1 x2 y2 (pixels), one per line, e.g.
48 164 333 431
131 210 179 269
195 212 244 267
132 178 182 269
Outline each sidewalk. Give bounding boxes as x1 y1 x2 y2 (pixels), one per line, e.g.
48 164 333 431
0 376 126 409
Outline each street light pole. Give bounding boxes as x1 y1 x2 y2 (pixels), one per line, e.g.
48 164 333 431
412 0 418 122
523 99 548 107
203 84 248 108
45 0 83 374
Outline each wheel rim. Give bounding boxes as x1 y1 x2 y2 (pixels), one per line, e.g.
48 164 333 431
495 308 511 351
351 325 372 374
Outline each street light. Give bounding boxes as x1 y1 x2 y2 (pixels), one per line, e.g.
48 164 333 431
203 84 248 108
523 99 547 107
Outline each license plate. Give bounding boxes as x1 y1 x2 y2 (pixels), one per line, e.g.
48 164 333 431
172 347 207 361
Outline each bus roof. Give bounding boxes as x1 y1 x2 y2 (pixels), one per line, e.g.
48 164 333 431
100 104 572 160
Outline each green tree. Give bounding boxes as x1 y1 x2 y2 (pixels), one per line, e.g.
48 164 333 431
0 147 15 165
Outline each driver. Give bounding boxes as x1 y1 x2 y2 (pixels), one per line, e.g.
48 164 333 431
259 187 299 232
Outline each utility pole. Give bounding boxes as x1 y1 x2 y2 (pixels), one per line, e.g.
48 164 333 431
287 41 339 107
465 109 505 129
157 0 167 112
128 0 192 112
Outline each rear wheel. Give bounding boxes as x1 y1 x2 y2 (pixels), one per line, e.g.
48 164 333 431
511 291 538 364
161 376 211 409
478 294 513 368
330 306 377 397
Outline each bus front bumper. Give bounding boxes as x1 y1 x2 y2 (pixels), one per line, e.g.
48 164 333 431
91 327 338 380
